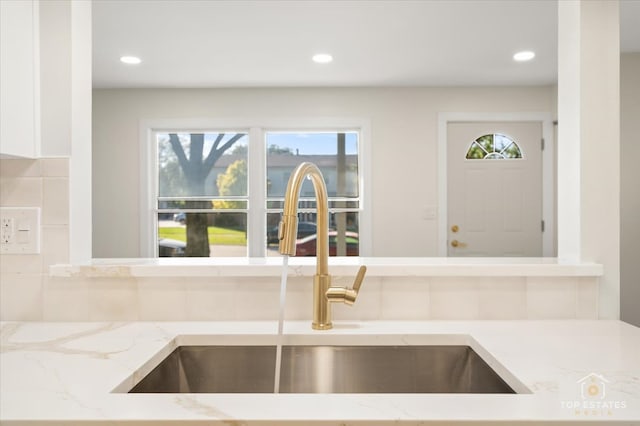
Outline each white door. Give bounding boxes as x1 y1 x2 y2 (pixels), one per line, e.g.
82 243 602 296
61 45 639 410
447 122 542 256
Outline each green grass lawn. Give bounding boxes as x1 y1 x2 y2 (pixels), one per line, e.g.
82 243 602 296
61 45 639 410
159 226 247 245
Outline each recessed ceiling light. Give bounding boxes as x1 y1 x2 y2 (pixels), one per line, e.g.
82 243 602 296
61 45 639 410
513 51 535 62
120 56 141 65
312 53 333 64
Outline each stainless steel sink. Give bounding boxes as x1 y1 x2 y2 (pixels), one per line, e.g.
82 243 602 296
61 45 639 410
128 345 515 394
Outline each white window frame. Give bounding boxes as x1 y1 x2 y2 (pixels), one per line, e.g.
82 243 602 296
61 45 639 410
139 117 372 258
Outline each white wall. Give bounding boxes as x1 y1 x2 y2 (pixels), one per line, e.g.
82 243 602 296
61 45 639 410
621 53 640 327
69 0 91 264
557 0 620 320
39 0 71 157
92 86 555 258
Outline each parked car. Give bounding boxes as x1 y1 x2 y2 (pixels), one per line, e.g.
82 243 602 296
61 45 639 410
173 212 186 225
158 238 186 257
267 221 318 244
295 231 359 257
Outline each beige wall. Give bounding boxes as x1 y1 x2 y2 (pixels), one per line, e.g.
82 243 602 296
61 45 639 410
621 53 640 327
92 86 556 258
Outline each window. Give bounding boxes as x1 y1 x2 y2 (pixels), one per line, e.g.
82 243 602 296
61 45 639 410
265 132 361 257
465 133 523 159
147 124 366 258
156 132 249 257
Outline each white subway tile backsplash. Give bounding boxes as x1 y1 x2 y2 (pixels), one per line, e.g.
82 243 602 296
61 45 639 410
138 277 187 320
576 277 599 319
478 277 527 320
41 158 69 177
381 277 430 320
283 277 314 320
235 278 280 320
43 276 89 321
42 178 69 225
186 279 236 320
88 277 139 321
0 273 43 321
0 177 42 207
430 277 481 320
0 253 43 274
4 271 602 321
0 157 70 330
526 277 577 319
0 159 41 178
42 225 69 267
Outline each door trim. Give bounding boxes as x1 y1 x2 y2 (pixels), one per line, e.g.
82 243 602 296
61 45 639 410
437 112 555 257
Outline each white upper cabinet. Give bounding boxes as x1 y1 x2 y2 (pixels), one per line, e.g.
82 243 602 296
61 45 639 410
0 0 40 158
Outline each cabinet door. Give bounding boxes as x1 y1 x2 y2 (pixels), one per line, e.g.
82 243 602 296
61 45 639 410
0 0 39 158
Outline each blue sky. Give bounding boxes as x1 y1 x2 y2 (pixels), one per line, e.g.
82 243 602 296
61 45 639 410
166 131 359 157
266 132 358 156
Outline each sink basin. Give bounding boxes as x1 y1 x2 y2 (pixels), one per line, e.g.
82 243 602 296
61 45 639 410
127 345 515 394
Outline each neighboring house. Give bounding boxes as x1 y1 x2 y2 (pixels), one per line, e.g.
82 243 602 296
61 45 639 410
204 153 359 198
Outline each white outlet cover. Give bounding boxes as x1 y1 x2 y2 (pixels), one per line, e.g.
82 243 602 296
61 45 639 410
0 207 40 254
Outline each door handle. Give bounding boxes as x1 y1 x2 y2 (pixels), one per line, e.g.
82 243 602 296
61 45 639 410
451 239 467 248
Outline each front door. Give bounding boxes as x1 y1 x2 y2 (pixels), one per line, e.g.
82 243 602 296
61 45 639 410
447 121 542 256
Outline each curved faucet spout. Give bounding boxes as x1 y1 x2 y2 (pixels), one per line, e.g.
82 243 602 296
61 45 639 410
278 162 328 276
278 162 366 330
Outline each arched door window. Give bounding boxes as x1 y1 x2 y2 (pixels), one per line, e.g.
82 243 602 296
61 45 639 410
465 133 523 159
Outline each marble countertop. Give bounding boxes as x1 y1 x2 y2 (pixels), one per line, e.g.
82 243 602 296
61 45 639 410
50 257 604 277
1 320 638 425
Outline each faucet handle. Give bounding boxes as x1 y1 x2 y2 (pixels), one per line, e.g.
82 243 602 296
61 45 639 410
352 265 367 293
326 265 367 306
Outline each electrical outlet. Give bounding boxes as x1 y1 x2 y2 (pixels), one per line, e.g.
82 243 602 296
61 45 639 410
1 217 14 245
0 208 40 254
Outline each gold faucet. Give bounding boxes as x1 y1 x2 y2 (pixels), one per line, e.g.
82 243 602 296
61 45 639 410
278 162 366 330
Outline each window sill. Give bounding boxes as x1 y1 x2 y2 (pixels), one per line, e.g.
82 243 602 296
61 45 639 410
49 257 603 278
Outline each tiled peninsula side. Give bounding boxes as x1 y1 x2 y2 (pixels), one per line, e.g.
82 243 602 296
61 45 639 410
42 258 602 322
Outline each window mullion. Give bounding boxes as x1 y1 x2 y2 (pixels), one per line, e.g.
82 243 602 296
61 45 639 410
143 130 159 257
248 126 266 257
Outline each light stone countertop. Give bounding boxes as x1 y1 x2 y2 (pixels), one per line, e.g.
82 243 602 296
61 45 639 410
1 320 638 425
50 257 604 277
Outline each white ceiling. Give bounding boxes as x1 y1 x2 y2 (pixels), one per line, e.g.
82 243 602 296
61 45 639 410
92 0 640 89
